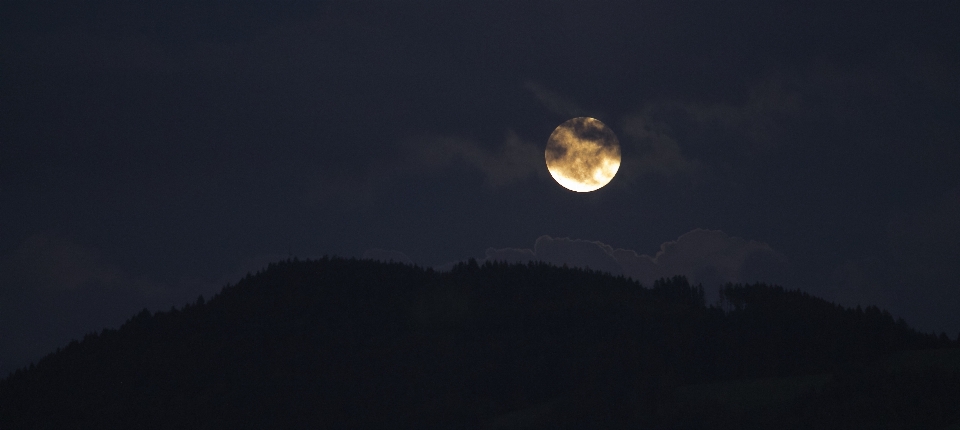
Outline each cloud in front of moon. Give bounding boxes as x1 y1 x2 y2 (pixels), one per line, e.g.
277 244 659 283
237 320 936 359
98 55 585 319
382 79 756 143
545 117 621 192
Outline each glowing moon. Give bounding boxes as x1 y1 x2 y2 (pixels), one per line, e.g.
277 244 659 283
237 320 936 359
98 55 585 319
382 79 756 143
545 117 621 192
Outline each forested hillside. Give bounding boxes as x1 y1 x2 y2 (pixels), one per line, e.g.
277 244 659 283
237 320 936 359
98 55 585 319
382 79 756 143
2 257 958 429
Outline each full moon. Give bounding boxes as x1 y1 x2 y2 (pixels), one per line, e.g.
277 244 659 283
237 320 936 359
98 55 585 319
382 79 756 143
545 117 621 192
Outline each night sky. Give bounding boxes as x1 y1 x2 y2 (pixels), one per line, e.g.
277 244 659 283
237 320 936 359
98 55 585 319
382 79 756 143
2 1 959 376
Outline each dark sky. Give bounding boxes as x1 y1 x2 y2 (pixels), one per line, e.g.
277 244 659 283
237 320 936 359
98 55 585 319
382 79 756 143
2 1 959 375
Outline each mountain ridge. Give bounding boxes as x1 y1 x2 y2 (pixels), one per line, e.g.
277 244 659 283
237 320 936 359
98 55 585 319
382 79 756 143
2 257 957 429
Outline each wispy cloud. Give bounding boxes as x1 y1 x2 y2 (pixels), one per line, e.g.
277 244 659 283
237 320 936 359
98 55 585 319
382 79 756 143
403 131 548 187
301 130 547 211
0 233 162 296
615 79 802 181
523 80 589 118
618 111 702 179
665 79 801 147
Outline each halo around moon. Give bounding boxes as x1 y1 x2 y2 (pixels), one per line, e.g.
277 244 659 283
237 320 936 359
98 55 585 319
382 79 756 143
545 117 621 192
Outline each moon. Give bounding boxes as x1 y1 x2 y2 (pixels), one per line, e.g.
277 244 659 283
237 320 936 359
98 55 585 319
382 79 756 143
545 117 621 192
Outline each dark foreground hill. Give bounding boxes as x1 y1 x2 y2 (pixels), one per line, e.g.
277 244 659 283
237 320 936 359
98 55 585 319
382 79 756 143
1 257 958 429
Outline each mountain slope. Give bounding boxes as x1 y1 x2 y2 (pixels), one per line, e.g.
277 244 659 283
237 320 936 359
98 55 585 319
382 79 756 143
1 257 956 429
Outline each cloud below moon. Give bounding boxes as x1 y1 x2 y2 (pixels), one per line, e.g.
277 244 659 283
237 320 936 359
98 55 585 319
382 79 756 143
482 229 789 301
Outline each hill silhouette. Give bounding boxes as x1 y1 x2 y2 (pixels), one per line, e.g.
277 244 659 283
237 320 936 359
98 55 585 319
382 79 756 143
1 257 958 429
